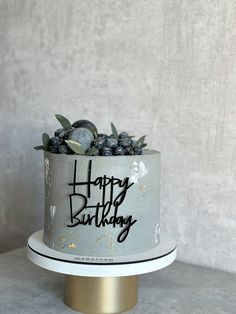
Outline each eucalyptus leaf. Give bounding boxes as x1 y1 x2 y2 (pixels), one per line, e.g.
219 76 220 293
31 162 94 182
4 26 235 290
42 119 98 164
42 133 50 151
34 145 44 151
111 122 119 140
93 130 98 139
55 114 72 129
65 140 86 155
133 135 146 147
86 147 99 156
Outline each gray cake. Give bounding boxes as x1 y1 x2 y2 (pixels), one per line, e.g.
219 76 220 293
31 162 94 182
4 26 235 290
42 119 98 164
43 150 161 256
33 115 161 257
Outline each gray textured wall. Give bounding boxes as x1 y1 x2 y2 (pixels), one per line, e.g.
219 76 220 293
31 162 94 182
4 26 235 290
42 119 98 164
0 0 236 273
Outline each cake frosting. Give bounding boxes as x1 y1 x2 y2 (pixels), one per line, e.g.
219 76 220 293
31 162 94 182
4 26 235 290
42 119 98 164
43 150 160 256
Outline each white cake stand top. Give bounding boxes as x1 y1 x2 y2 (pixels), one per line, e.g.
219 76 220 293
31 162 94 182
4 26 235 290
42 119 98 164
27 230 177 277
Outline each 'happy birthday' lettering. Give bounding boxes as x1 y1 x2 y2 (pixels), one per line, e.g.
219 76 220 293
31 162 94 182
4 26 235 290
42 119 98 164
67 160 137 243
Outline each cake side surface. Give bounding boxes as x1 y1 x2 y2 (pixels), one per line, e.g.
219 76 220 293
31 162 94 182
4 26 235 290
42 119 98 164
43 149 160 256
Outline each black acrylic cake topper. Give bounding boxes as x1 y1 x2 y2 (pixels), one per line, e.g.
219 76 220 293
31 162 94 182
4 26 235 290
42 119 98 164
67 160 137 243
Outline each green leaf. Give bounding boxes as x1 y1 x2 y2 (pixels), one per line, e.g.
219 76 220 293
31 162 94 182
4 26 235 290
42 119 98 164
55 114 72 129
42 133 50 151
65 140 86 155
140 143 147 148
86 147 99 156
133 135 146 147
93 130 98 139
34 145 44 151
111 122 119 140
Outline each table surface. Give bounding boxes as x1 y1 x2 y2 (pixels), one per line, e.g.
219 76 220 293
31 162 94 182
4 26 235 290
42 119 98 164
0 247 236 314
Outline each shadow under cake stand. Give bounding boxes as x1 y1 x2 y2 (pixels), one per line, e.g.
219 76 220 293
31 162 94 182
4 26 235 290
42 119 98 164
27 230 176 314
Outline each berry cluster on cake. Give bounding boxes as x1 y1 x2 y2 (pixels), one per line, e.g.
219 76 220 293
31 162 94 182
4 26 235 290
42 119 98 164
34 114 147 157
35 114 160 258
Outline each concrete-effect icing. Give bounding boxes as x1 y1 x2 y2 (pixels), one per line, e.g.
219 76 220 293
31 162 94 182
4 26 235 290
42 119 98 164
43 150 160 256
155 222 160 245
50 205 56 219
0 0 236 272
130 161 148 184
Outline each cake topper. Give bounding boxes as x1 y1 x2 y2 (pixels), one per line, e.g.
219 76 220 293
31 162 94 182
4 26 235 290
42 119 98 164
68 159 137 243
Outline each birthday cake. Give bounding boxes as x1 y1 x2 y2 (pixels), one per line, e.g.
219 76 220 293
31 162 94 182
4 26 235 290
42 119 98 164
35 115 160 257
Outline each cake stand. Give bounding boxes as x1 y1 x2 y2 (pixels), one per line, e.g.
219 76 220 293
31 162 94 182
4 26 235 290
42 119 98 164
27 230 176 313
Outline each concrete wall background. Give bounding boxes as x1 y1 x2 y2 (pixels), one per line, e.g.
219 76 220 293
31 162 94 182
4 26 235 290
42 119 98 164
0 0 236 273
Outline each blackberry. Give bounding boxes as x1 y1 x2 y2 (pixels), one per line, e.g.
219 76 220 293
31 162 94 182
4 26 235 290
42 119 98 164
105 137 118 149
119 132 129 139
134 147 143 155
93 137 106 149
119 137 132 148
99 147 113 156
114 146 125 156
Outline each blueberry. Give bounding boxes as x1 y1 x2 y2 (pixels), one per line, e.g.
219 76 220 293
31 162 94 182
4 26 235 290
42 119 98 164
68 128 94 150
105 137 118 148
93 137 106 149
48 136 64 154
59 144 73 154
48 146 59 154
124 146 134 155
49 136 63 147
119 132 129 139
119 137 132 148
99 147 113 156
114 146 125 156
72 120 98 138
134 147 143 155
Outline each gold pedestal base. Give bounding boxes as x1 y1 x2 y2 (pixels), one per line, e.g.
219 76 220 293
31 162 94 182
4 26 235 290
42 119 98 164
64 275 139 314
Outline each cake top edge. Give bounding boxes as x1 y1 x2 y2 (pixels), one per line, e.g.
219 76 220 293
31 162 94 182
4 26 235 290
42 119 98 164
44 149 160 159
